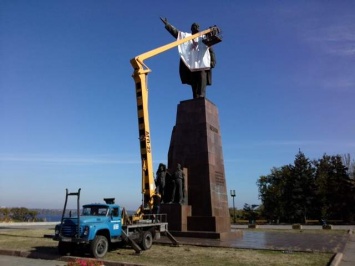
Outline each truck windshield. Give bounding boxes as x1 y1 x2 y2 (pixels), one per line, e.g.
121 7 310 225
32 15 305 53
82 206 108 216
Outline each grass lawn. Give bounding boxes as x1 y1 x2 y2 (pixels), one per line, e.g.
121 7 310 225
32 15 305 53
0 228 334 266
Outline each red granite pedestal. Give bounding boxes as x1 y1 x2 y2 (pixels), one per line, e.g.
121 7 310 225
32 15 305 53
163 98 241 240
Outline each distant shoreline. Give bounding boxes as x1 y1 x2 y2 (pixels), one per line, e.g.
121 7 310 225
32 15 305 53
0 221 58 226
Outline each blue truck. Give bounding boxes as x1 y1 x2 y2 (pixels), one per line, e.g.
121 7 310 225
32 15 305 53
53 189 178 258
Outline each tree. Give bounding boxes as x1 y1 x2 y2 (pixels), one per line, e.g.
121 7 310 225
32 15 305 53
257 165 291 223
10 207 38 222
330 155 355 222
257 151 316 223
258 151 355 223
314 154 355 222
342 153 355 179
288 151 316 223
0 208 11 222
313 154 333 221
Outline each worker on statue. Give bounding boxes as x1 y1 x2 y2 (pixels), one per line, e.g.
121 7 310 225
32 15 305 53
155 163 167 203
160 17 216 99
151 191 161 222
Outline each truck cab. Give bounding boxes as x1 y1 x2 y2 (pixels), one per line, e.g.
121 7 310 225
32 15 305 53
81 202 122 238
53 198 124 258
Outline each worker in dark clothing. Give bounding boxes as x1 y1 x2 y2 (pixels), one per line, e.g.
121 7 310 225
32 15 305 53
151 192 161 222
160 17 216 99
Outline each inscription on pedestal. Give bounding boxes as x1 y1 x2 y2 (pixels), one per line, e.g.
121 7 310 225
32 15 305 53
215 171 225 185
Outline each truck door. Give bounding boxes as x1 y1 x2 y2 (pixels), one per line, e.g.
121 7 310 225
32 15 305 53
109 207 122 237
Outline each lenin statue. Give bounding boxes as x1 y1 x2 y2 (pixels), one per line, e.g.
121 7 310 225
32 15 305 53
161 18 216 99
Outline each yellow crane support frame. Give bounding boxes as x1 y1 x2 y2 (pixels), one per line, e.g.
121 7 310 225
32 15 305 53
130 26 221 222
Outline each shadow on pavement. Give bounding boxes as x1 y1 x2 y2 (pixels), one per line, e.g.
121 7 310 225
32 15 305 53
27 246 62 260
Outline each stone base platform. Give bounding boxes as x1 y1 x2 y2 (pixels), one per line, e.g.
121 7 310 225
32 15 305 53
169 230 243 240
161 204 242 240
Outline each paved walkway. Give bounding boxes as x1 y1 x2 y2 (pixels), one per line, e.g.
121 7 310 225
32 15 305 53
0 255 66 266
233 225 355 266
157 225 354 266
339 232 355 266
159 228 347 252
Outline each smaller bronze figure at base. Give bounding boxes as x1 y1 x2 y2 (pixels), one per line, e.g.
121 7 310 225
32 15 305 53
155 163 167 203
169 163 185 204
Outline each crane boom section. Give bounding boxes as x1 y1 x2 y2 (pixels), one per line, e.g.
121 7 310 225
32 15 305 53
130 26 220 212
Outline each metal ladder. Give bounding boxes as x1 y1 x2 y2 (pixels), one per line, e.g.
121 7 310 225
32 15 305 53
59 188 81 237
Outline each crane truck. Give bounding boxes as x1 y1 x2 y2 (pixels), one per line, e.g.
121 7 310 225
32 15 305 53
53 188 176 258
53 25 222 259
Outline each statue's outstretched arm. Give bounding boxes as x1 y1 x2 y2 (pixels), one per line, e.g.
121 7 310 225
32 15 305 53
160 17 178 38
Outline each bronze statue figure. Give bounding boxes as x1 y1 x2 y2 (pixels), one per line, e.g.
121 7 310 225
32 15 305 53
169 163 185 204
155 163 167 202
161 18 216 99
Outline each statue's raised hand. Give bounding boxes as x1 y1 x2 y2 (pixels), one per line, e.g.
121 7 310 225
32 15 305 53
160 17 168 25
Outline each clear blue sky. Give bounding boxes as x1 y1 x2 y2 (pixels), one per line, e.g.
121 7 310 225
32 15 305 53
1 1 354 210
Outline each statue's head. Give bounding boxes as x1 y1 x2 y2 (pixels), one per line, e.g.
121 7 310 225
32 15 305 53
191 23 199 34
159 163 166 171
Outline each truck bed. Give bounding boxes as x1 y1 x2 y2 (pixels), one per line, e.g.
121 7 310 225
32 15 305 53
123 221 169 232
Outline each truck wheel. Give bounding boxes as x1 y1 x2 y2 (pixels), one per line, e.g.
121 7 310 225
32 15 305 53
91 235 108 258
58 241 72 256
140 230 153 250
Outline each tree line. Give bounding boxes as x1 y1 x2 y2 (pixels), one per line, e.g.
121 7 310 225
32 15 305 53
0 207 39 222
257 151 355 224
